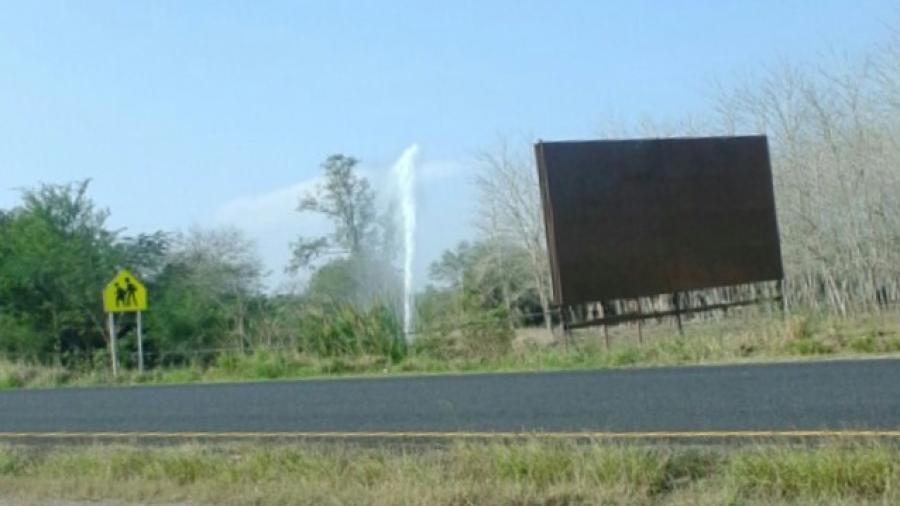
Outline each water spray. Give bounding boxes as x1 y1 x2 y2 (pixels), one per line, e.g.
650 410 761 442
392 144 418 341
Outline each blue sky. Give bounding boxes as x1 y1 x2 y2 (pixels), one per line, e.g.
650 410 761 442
0 1 896 289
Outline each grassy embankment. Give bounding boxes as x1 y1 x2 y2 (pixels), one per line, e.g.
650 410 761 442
0 311 898 389
0 440 898 505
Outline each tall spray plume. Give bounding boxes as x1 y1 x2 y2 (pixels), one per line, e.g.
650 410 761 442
392 144 418 341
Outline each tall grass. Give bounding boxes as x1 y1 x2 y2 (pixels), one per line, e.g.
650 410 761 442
1 311 898 390
0 440 897 505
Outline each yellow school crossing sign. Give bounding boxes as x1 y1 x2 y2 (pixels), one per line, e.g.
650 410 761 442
103 269 148 376
103 269 148 313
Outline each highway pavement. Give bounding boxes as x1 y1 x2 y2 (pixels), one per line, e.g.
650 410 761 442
0 358 898 439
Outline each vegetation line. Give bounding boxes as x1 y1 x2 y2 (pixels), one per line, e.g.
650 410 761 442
2 429 900 440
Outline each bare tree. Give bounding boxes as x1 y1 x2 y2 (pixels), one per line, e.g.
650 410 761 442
473 137 554 333
714 44 900 313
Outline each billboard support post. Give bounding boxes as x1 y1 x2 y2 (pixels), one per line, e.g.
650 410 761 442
673 292 684 336
636 299 643 344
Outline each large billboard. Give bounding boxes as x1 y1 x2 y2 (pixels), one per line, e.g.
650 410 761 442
535 135 783 306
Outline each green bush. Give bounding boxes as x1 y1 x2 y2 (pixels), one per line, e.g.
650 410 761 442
788 338 834 355
294 301 405 360
850 334 877 353
610 347 643 366
412 308 514 360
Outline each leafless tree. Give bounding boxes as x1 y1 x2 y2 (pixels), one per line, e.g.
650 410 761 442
473 137 554 333
713 42 900 313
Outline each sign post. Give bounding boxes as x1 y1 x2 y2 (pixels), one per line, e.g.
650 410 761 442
103 269 148 375
136 311 144 372
107 312 118 377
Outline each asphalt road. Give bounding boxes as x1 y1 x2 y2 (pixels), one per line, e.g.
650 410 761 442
0 358 898 436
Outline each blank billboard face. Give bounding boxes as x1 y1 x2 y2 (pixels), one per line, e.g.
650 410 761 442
535 136 783 306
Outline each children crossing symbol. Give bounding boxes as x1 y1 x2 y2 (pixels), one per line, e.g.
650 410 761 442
103 270 147 312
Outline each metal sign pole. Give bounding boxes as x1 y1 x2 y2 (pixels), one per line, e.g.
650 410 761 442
137 311 144 373
636 299 643 345
107 312 118 377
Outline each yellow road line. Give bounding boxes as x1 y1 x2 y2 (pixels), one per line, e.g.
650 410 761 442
0 430 899 439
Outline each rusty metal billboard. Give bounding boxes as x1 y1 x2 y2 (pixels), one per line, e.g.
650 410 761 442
535 135 783 306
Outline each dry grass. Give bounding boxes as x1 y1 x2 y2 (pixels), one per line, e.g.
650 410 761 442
0 440 898 505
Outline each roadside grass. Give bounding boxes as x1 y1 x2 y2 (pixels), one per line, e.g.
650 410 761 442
0 440 898 505
1 311 898 389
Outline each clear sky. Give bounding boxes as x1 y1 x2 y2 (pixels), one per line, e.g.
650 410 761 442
0 1 896 289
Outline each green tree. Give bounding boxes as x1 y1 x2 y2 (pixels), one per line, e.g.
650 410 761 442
425 239 542 329
289 154 400 307
305 257 360 302
429 241 473 290
0 181 167 362
147 227 263 362
417 239 524 360
289 155 377 270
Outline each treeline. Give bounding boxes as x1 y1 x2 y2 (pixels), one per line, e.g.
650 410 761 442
714 45 900 313
0 155 513 369
0 176 408 367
